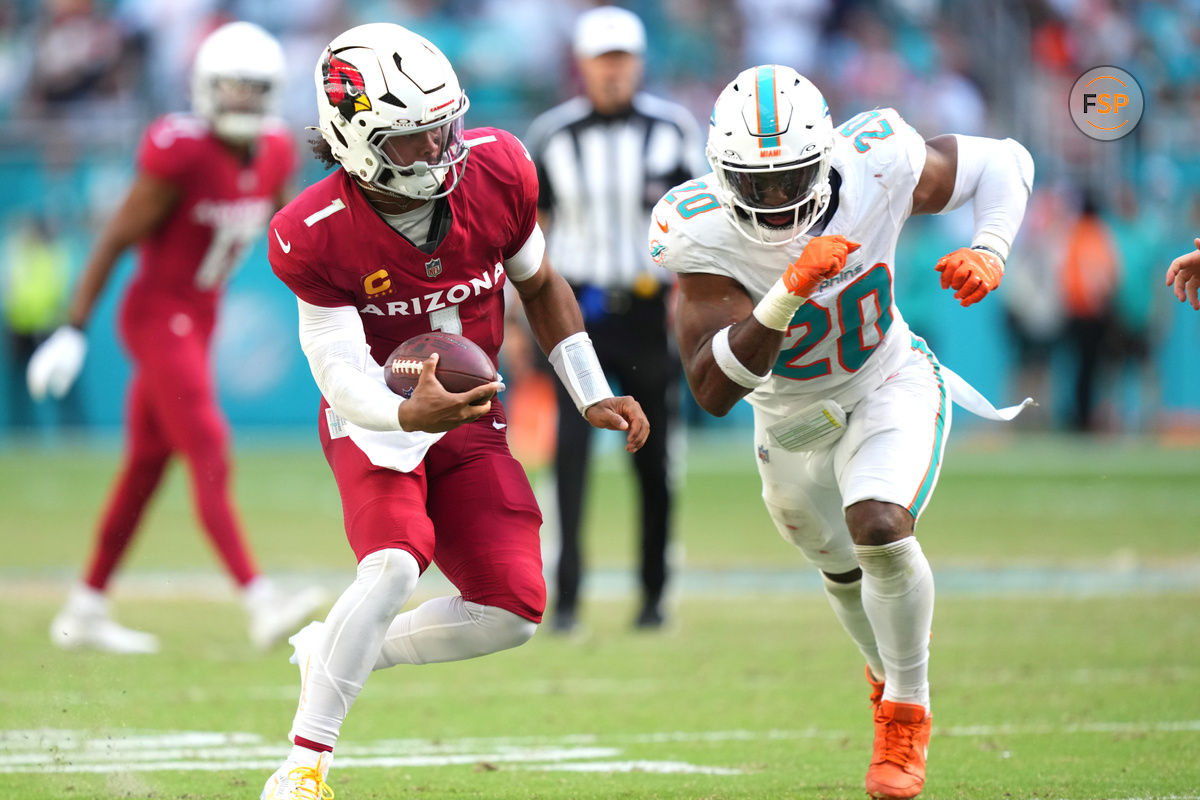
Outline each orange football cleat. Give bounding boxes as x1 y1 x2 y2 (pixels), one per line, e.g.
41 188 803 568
865 665 885 711
865 700 931 799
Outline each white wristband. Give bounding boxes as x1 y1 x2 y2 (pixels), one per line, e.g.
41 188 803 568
712 325 771 389
971 234 1010 264
752 278 804 331
549 331 614 416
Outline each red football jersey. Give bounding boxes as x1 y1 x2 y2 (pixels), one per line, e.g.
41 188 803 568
123 113 296 318
269 128 538 368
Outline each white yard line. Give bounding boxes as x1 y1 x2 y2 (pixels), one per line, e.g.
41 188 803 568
2 722 1197 776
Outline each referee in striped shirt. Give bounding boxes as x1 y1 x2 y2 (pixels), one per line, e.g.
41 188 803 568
524 6 705 633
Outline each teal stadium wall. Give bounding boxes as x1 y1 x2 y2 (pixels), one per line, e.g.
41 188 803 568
3 152 1200 437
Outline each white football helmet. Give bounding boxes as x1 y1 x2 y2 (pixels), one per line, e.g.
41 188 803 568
706 65 835 245
314 23 471 200
191 21 285 145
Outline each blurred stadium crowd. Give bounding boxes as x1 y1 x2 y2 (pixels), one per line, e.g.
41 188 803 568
1 0 1198 435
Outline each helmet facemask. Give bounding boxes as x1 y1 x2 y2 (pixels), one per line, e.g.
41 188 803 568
202 76 277 143
711 150 832 245
365 100 470 199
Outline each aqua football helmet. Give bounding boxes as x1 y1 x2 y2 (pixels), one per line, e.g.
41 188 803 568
706 65 835 245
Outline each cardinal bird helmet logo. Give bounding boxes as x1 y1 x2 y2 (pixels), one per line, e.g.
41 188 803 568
321 51 371 121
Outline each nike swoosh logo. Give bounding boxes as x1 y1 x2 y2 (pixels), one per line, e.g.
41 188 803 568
274 229 291 253
655 217 669 233
492 421 507 430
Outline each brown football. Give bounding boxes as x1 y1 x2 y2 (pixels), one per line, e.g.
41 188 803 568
384 332 498 399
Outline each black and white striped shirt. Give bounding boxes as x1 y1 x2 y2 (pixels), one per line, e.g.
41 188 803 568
525 92 705 290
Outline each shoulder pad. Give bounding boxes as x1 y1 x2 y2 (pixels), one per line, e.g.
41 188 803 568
835 108 919 159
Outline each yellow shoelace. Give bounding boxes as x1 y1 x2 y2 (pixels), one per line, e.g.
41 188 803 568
284 765 334 800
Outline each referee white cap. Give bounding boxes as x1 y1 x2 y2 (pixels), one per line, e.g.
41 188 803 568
574 6 646 58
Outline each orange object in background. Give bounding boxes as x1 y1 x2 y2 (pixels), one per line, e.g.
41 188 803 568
505 369 557 472
1060 214 1119 317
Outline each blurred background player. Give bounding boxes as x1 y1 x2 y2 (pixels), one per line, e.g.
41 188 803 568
523 6 705 633
260 23 647 800
26 21 324 654
1057 189 1120 433
2 214 78 431
651 65 1032 798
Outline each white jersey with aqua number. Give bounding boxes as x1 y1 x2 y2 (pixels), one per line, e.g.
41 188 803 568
649 107 928 415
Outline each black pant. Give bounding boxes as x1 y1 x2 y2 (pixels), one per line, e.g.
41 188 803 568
1066 311 1114 432
552 288 678 616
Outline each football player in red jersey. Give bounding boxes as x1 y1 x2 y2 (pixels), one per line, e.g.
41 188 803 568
259 23 649 799
27 21 325 654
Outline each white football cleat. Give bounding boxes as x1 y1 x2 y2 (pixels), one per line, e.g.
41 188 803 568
49 584 159 654
245 578 327 651
260 749 333 800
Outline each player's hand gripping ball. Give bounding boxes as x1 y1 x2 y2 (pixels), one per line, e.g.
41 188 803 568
384 332 498 400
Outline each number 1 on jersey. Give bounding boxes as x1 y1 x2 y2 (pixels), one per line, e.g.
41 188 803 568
428 305 462 334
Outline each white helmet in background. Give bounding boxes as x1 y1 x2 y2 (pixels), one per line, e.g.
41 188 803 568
191 21 285 145
706 65 835 245
314 23 471 200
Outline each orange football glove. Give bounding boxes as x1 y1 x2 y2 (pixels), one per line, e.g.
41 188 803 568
935 247 1004 307
783 235 861 297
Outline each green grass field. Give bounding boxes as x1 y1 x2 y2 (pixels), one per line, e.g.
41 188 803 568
2 430 1198 799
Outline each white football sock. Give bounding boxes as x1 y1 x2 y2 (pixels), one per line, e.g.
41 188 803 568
242 576 273 611
821 573 885 681
285 745 332 775
289 548 419 748
65 583 109 615
374 596 536 668
854 538 934 710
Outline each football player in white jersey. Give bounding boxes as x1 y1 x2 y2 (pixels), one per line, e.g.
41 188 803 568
648 65 1034 799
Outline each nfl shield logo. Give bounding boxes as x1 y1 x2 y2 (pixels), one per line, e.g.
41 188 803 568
424 258 442 278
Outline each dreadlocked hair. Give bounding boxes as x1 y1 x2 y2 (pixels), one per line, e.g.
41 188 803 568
310 133 338 169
